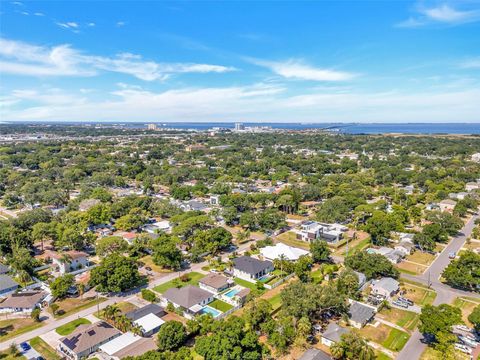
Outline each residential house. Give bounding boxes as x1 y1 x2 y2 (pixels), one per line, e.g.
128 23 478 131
296 221 347 243
199 273 231 294
232 256 274 283
0 275 19 297
0 291 47 314
260 243 309 262
439 199 457 213
133 313 165 336
371 277 400 298
121 232 138 245
321 323 350 347
58 321 121 360
100 332 156 359
51 250 89 274
299 349 333 360
161 285 214 319
125 304 166 321
466 182 480 192
348 300 376 329
0 264 9 275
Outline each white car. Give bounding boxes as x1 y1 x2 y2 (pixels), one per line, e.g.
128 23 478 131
459 336 479 348
455 343 472 354
454 325 472 333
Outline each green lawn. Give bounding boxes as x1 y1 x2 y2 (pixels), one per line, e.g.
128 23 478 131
382 328 410 351
0 352 26 360
310 269 324 283
153 272 205 294
53 296 107 319
343 238 370 256
276 231 310 250
30 337 61 359
209 299 234 312
380 307 419 331
0 318 44 342
267 293 282 311
233 277 266 296
55 318 91 336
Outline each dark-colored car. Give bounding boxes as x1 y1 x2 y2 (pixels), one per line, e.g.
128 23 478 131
20 342 30 351
145 266 152 271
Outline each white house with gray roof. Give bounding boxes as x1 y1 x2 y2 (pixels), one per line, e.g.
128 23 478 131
371 277 400 298
321 323 350 347
348 300 376 329
161 285 214 319
232 256 273 283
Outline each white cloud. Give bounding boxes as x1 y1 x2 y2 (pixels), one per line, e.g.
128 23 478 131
116 21 125 27
249 58 356 81
397 3 480 27
87 22 95 27
56 22 80 32
0 38 236 81
2 83 478 123
461 57 480 69
34 12 45 16
422 4 479 23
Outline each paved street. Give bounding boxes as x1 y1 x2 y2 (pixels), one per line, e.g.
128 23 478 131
397 214 479 360
0 241 253 352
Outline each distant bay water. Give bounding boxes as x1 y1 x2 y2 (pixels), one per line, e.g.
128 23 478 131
4 122 480 135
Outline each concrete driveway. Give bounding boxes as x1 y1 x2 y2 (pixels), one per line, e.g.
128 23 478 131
20 343 41 360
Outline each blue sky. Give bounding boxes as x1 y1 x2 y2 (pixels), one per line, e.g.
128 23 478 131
1 0 479 123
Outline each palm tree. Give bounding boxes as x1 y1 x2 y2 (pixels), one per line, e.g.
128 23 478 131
130 323 144 337
103 304 120 322
77 283 85 300
114 315 131 332
17 270 31 288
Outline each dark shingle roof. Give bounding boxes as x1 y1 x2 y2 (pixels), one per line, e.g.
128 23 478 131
0 275 19 292
299 349 332 360
232 256 273 276
322 323 349 343
125 304 165 321
163 285 212 308
349 301 376 325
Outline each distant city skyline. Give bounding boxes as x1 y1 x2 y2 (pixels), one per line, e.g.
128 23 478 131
1 1 480 123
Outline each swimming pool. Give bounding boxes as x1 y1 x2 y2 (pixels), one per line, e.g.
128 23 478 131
200 306 221 317
258 275 271 282
224 288 241 298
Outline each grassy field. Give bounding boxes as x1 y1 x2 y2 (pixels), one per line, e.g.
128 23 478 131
153 272 205 294
209 299 234 312
420 347 469 360
139 255 173 273
452 297 480 327
398 283 436 306
233 277 266 296
0 318 43 342
396 261 427 275
276 231 310 250
359 323 410 352
55 318 91 336
379 307 420 331
376 352 393 360
340 237 370 256
382 328 410 352
30 336 61 359
406 251 436 266
267 293 282 312
53 296 106 318
0 352 25 360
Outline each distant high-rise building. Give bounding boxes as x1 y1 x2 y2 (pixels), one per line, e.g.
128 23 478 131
234 123 244 131
147 124 157 131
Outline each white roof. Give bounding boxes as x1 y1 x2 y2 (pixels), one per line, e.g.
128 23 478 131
133 313 165 333
260 243 309 261
99 332 140 355
153 221 170 230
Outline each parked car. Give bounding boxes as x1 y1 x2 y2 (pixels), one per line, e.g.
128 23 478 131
393 300 409 308
459 336 479 348
398 297 414 306
448 252 456 259
145 266 152 271
455 343 472 354
454 325 472 333
20 342 30 351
